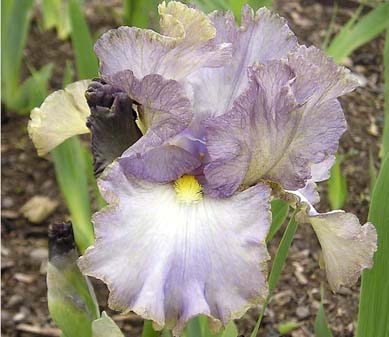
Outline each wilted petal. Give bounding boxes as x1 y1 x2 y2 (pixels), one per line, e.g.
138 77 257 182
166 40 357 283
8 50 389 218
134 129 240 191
85 79 142 176
78 163 271 335
187 6 297 122
286 190 377 292
305 211 376 291
28 80 90 156
105 70 200 181
95 2 231 81
205 61 347 197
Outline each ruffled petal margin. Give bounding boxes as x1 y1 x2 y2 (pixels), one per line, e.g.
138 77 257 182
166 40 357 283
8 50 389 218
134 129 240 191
28 80 91 156
187 6 298 123
204 45 357 197
95 1 231 81
78 162 271 335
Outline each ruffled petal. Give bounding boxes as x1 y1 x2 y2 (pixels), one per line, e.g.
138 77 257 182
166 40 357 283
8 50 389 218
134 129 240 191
187 6 297 123
78 162 271 335
288 45 359 104
285 190 377 292
95 2 231 81
104 70 200 182
204 61 347 197
28 80 91 156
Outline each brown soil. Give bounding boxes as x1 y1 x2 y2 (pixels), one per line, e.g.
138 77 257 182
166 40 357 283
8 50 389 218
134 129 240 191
1 1 385 337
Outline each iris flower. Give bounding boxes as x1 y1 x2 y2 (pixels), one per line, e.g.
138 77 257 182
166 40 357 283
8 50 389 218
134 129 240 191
28 2 377 335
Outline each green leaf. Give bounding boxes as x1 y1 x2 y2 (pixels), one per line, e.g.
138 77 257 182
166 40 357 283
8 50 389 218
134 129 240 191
51 137 94 253
382 29 389 158
248 0 272 9
69 0 98 79
186 316 203 337
63 61 75 87
1 0 34 106
328 155 347 209
250 212 298 337
188 0 229 13
326 4 389 63
141 320 159 337
321 2 338 50
41 0 59 30
314 287 333 337
8 63 53 113
123 0 158 29
277 321 301 335
221 321 238 337
267 199 289 242
369 147 377 192
42 0 72 39
357 154 389 337
92 312 124 337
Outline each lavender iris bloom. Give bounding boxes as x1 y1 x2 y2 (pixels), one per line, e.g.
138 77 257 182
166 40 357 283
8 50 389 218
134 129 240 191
28 2 377 335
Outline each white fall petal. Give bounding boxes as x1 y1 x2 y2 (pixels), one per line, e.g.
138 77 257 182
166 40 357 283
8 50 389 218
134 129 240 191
78 162 271 335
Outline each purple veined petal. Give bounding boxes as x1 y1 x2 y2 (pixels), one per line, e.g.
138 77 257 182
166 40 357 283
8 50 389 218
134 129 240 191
288 45 359 105
187 6 298 123
118 145 201 183
28 80 91 156
204 61 347 197
78 162 271 336
95 2 231 81
104 70 200 182
287 190 377 292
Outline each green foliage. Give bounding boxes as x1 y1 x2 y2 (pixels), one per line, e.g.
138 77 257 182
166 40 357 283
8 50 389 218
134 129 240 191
47 250 99 337
250 212 298 337
326 3 389 63
141 321 160 337
10 63 53 113
190 0 272 19
1 0 34 100
314 287 333 337
123 0 159 28
369 148 377 191
92 312 124 337
321 2 338 50
69 0 98 79
51 137 94 253
382 29 389 158
41 0 72 40
1 0 34 110
357 155 389 337
184 316 238 337
277 321 301 335
267 199 289 242
328 156 348 209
